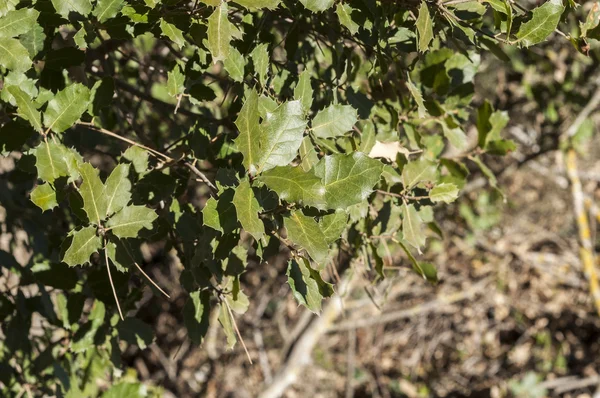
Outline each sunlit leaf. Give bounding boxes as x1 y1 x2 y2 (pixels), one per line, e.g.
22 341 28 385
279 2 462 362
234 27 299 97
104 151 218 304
62 226 102 267
106 205 158 238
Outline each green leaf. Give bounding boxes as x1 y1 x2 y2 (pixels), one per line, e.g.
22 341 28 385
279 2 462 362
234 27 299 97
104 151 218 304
234 90 260 173
314 152 383 210
19 23 45 58
319 210 348 243
123 146 149 174
79 163 108 225
106 205 158 238
160 19 185 48
62 226 102 267
89 77 115 116
358 120 376 153
399 239 438 283
117 318 154 349
286 258 333 313
402 158 437 189
223 46 245 82
70 300 105 352
299 0 334 12
250 43 269 86
285 211 329 264
429 182 459 203
207 2 233 63
416 2 434 53
167 64 185 97
311 104 357 138
336 3 359 34
33 141 70 184
199 0 221 5
201 189 238 234
441 123 468 150
256 100 307 173
406 76 428 119
581 1 600 37
30 183 58 212
294 69 313 113
102 382 144 398
184 290 210 345
6 86 42 132
257 165 326 209
0 37 31 72
299 136 318 172
51 0 92 18
471 155 500 191
232 179 264 241
402 203 426 251
43 83 91 133
218 303 236 349
515 0 564 47
233 0 281 10
93 0 124 22
0 8 39 38
105 164 132 217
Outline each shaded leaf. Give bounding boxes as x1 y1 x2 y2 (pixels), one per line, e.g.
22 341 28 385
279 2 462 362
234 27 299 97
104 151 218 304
294 69 313 113
402 203 426 251
224 46 245 82
184 290 210 345
117 318 154 349
311 104 357 138
285 211 329 264
286 258 333 313
250 43 269 86
406 76 428 119
232 179 264 240
416 2 434 52
299 135 318 172
402 158 437 189
320 210 348 243
234 90 260 173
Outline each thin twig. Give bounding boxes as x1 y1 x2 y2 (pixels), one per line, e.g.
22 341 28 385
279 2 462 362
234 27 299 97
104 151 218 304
134 262 170 299
104 240 124 320
223 298 253 364
77 122 219 195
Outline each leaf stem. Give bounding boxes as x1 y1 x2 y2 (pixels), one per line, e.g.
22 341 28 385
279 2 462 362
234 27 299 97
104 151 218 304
223 296 253 365
104 239 124 320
